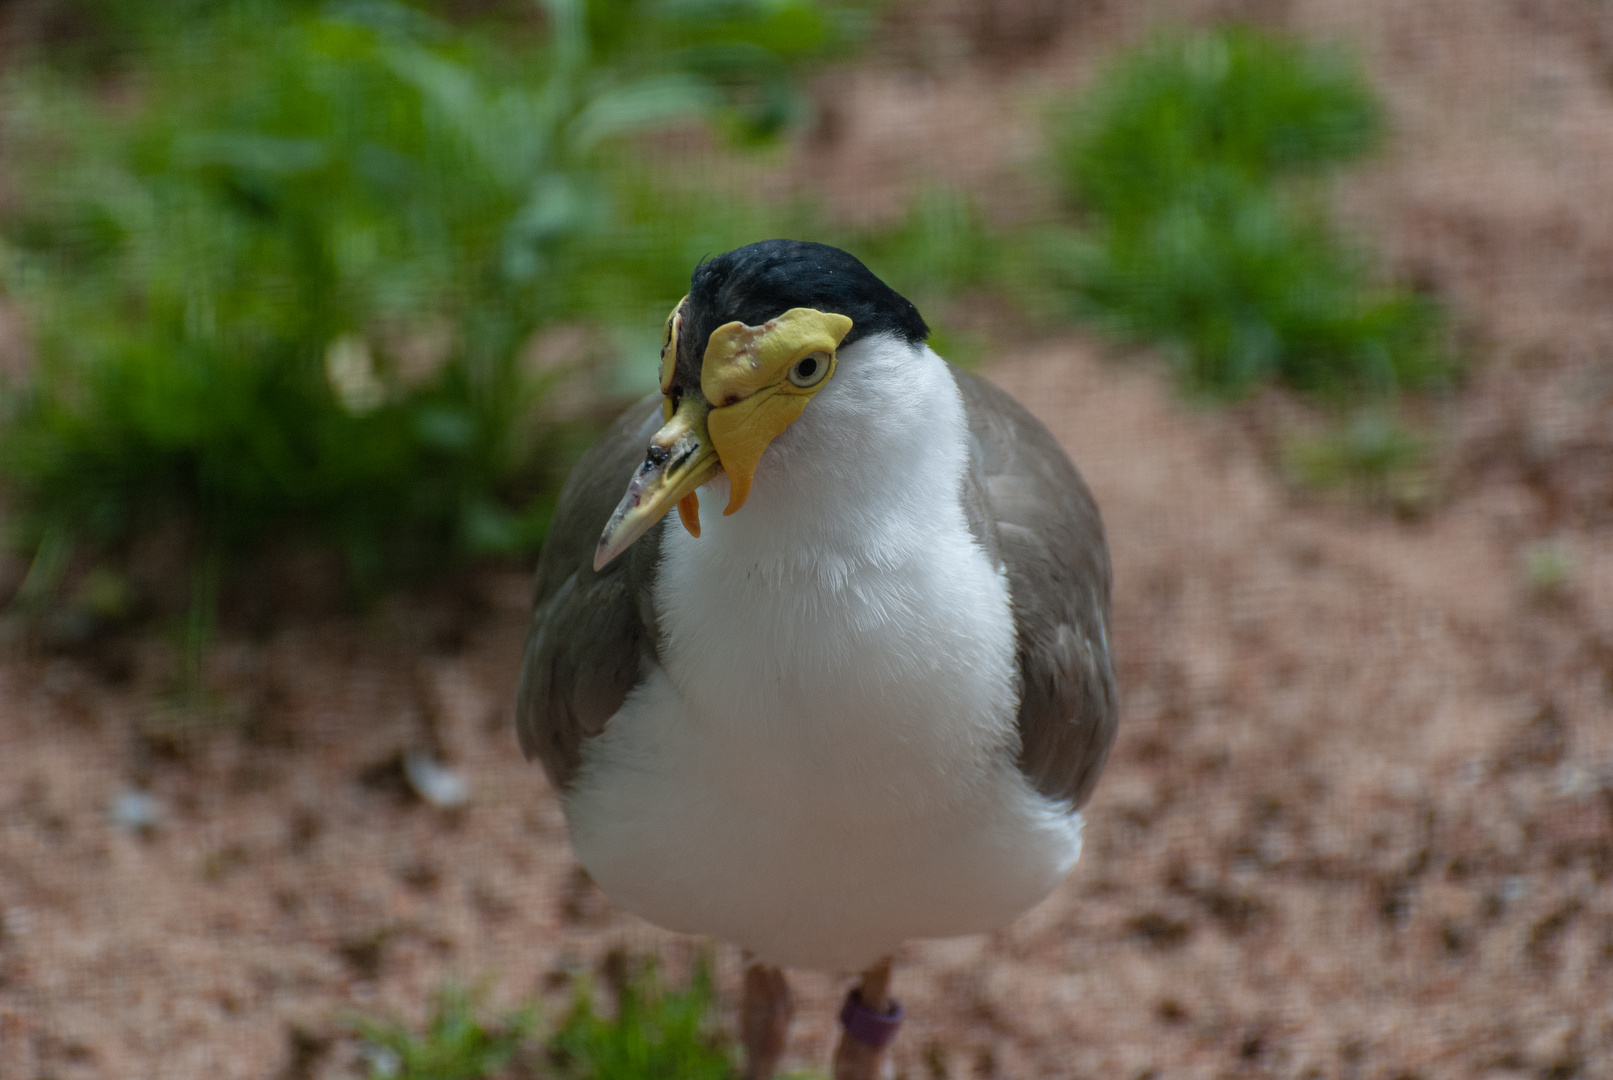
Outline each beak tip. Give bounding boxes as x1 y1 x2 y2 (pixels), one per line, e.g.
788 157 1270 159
593 395 720 571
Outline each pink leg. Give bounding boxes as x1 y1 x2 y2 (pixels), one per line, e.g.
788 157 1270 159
741 960 793 1080
832 957 901 1080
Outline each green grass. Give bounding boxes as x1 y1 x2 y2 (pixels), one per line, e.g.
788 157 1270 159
0 0 857 600
548 958 733 1080
1 12 1457 613
1521 539 1573 603
843 185 1005 369
352 961 742 1080
1047 24 1451 401
355 987 536 1079
1281 407 1431 510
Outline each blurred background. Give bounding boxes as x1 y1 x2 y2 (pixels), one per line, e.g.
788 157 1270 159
0 0 1609 1076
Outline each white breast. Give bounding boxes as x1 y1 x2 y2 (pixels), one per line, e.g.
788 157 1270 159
564 335 1083 971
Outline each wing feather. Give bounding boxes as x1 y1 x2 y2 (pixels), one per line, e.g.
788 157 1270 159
951 367 1119 810
516 394 665 792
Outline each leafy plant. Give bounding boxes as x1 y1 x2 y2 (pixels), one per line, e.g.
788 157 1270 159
852 187 1002 309
1281 407 1430 509
0 0 841 595
355 986 536 1080
1048 25 1450 400
843 186 1004 368
548 957 733 1080
13 0 855 134
1521 539 1573 603
579 0 857 142
348 960 741 1080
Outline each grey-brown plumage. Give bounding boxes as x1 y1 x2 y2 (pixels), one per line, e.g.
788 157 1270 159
517 367 1117 811
951 368 1118 809
516 394 665 791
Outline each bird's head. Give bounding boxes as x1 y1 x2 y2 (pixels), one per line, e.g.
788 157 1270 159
593 240 928 570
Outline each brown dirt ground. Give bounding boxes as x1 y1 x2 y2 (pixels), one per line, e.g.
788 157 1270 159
4 0 1613 1077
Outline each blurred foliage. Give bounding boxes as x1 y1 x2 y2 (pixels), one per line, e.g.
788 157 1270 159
1521 538 1574 604
547 958 732 1080
0 0 857 589
853 187 1002 312
1048 25 1452 401
847 186 1004 368
349 960 762 1079
355 985 536 1079
0 6 1459 612
1281 407 1431 511
13 0 855 140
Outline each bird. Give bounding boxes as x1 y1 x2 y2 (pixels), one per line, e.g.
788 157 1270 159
516 240 1117 1080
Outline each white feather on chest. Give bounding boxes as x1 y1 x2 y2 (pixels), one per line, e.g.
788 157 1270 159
565 336 1083 971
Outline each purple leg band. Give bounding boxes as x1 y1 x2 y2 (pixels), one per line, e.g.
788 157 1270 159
839 989 903 1050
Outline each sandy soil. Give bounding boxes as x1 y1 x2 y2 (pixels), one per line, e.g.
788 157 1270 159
3 0 1613 1077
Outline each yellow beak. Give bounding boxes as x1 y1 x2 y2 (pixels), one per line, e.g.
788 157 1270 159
593 394 722 571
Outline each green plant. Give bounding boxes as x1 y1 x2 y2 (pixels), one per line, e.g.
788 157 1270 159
1049 25 1449 400
1521 539 1573 602
852 187 1002 309
549 957 733 1080
348 960 747 1080
1282 407 1430 507
355 986 536 1080
14 0 855 132
841 186 1004 368
0 0 843 594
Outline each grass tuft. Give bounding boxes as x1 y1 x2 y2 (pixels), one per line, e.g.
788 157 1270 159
1048 24 1451 401
0 0 854 602
1521 539 1573 603
1281 407 1431 511
349 959 743 1080
354 986 536 1080
548 957 733 1080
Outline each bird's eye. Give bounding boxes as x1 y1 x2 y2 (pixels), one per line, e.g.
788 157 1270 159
787 351 831 388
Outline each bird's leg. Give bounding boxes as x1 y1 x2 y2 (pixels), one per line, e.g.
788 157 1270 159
832 957 902 1080
741 959 793 1080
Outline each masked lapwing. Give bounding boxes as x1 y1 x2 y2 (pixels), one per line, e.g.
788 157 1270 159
517 240 1117 1080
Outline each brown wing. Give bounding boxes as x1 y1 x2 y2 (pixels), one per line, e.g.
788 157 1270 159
950 367 1119 810
515 394 666 793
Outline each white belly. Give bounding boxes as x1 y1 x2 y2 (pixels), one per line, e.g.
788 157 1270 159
563 338 1084 971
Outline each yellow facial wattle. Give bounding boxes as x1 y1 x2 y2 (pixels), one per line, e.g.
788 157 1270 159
701 307 853 515
659 295 687 420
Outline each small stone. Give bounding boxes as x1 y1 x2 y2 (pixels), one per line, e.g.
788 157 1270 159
404 752 470 809
109 790 164 834
360 1044 402 1078
4 907 34 939
1501 875 1532 904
